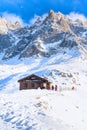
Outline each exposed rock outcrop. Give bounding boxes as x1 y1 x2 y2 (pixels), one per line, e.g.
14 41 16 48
0 10 87 60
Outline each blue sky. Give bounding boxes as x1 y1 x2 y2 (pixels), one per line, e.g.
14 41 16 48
0 0 87 24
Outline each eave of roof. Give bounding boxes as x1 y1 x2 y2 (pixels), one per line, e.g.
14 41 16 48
18 74 49 83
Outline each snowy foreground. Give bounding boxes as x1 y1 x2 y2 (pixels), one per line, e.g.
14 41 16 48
0 51 87 130
0 89 87 130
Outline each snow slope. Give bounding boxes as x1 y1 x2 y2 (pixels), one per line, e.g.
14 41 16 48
0 50 87 130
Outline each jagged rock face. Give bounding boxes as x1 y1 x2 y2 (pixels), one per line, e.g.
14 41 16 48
0 10 87 60
0 17 21 34
0 18 8 34
7 21 21 30
0 34 13 52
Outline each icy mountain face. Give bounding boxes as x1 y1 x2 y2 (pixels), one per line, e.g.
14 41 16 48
0 10 87 60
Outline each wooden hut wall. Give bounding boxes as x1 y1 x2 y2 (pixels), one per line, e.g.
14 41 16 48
20 80 27 90
26 80 39 89
19 74 51 90
20 80 43 90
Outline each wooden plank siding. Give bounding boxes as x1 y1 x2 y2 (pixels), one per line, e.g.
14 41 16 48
18 74 51 90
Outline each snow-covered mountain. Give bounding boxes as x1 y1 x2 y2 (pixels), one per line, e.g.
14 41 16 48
0 10 87 60
0 10 87 130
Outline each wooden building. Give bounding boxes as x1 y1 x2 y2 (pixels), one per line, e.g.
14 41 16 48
18 74 51 90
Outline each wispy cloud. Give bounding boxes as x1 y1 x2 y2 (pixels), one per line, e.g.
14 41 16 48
29 15 40 25
2 12 26 26
67 12 87 21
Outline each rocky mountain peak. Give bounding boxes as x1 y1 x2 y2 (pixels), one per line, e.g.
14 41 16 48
57 12 65 19
0 17 7 25
47 11 65 22
49 10 55 16
0 17 8 34
0 10 87 60
59 16 71 32
7 21 21 30
43 11 71 32
83 20 87 26
47 10 57 21
0 17 21 34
